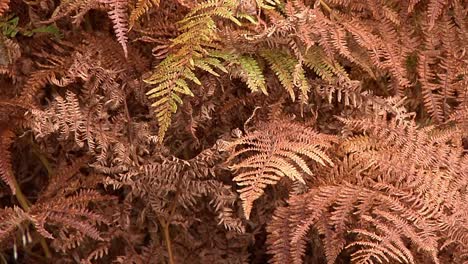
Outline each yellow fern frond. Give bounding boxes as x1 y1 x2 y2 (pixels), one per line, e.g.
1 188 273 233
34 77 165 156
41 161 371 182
129 0 160 29
146 1 241 141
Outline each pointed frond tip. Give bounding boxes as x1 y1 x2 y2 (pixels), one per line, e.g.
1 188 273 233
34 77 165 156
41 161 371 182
98 0 129 58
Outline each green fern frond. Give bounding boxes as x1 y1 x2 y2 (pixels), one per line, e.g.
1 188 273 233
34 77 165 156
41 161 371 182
304 46 349 83
237 55 268 94
224 54 268 94
292 63 309 102
260 49 309 102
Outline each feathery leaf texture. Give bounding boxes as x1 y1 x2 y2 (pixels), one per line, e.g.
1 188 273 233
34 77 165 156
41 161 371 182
129 0 160 28
0 128 15 194
223 120 336 219
225 53 268 94
98 0 129 58
0 0 467 262
145 0 240 141
260 49 310 102
0 190 114 243
128 146 245 232
267 103 467 264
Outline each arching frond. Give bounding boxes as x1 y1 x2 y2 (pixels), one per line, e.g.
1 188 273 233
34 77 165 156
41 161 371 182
224 120 336 219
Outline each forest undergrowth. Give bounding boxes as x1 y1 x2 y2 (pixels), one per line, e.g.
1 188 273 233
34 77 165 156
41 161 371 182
0 0 467 263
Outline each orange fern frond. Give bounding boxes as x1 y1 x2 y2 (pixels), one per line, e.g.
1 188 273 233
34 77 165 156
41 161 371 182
224 120 337 219
0 0 9 17
427 0 447 29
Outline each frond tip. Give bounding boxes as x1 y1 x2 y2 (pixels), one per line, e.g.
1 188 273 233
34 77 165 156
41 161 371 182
223 120 336 219
99 0 129 58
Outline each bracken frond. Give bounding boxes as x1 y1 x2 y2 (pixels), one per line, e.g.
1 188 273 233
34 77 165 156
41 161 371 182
303 46 348 84
427 0 447 30
129 0 160 29
98 0 129 58
0 128 15 194
260 49 309 102
225 53 268 94
223 120 336 219
30 189 115 240
267 102 466 264
145 0 240 141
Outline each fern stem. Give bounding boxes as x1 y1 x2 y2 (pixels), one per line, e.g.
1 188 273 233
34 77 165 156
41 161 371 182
160 219 175 264
0 253 7 264
319 0 332 13
84 14 93 32
13 137 52 258
30 140 53 176
159 186 180 264
319 0 337 20
12 177 52 258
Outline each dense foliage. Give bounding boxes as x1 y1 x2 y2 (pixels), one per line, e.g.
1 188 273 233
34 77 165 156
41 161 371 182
0 0 467 263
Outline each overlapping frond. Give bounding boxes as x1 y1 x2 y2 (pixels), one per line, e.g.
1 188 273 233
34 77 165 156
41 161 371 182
224 53 268 94
260 49 309 102
1 0 467 262
267 102 467 264
0 189 114 246
223 120 336 219
129 0 160 29
145 0 241 141
115 145 245 232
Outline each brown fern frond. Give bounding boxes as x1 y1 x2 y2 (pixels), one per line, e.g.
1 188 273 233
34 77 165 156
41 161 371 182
119 145 245 232
223 120 337 219
83 242 111 262
37 157 90 202
96 0 129 58
0 37 20 70
0 128 15 194
268 100 466 263
268 183 445 264
46 1 114 27
31 189 115 240
376 22 411 89
427 0 447 30
418 50 443 122
0 206 28 242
